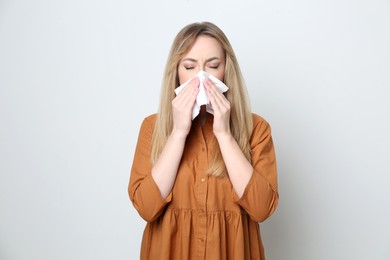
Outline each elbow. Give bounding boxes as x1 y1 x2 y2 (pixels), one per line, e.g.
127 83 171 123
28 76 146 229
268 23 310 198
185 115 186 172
129 193 164 223
131 198 163 223
251 191 279 223
134 205 161 223
128 185 168 223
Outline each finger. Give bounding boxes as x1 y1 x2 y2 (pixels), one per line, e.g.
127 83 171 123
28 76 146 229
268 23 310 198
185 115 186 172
178 77 200 96
204 78 229 111
182 79 199 107
175 78 199 104
173 78 199 114
205 78 227 103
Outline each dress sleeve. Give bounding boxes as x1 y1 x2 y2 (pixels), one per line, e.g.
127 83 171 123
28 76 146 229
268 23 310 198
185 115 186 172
233 115 279 222
128 115 172 222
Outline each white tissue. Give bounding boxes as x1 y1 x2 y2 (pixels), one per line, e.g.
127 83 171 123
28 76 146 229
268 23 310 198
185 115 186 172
174 70 229 119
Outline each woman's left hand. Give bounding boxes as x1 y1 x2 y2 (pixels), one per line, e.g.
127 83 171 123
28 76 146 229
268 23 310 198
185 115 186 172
204 77 231 139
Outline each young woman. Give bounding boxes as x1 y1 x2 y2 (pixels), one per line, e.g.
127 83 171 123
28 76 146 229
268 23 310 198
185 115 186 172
129 21 278 260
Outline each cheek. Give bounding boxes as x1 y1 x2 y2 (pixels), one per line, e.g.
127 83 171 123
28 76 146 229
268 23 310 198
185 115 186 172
203 68 224 81
214 70 225 82
178 69 196 85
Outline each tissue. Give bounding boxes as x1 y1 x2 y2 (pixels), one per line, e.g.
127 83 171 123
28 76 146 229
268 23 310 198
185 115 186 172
174 70 228 119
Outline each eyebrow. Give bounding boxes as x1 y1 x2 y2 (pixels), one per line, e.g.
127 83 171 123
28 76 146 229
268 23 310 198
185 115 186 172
182 57 220 63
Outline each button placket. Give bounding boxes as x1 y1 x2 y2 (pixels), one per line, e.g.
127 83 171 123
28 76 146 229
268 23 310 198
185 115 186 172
196 161 208 258
195 119 210 259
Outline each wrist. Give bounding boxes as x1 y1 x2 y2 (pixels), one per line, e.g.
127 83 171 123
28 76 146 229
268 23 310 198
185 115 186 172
215 131 234 143
170 128 189 141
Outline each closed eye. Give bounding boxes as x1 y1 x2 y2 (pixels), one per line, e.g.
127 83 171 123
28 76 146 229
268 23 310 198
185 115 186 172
208 64 220 69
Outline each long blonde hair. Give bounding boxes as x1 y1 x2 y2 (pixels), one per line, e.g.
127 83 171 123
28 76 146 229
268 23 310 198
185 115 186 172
151 22 253 177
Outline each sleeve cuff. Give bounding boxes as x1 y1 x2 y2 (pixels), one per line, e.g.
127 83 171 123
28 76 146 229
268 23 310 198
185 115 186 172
232 171 255 204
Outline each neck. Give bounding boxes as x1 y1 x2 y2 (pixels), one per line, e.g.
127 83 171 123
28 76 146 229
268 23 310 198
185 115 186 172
198 106 207 125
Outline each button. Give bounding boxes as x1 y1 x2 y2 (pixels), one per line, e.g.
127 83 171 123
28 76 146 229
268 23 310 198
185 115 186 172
201 178 205 182
200 238 204 242
202 147 205 152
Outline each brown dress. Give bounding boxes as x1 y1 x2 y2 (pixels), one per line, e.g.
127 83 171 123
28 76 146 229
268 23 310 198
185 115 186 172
129 113 278 260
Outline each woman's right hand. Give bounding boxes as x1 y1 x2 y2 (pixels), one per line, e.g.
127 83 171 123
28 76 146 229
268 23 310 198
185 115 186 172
171 77 199 138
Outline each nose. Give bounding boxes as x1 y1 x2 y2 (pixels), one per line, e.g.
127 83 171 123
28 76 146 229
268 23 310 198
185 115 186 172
190 68 203 79
196 65 207 75
195 67 204 74
200 63 207 72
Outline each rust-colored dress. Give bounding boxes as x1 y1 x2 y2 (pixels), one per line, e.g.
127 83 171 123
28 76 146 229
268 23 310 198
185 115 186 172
129 113 278 260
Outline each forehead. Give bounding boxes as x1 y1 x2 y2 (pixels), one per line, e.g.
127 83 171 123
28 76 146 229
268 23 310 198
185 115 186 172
183 35 224 59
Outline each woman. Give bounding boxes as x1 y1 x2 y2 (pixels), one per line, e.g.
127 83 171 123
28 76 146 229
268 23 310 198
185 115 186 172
129 22 278 260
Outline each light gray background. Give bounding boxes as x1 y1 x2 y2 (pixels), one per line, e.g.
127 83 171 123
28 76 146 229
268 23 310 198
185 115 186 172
1 0 389 259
